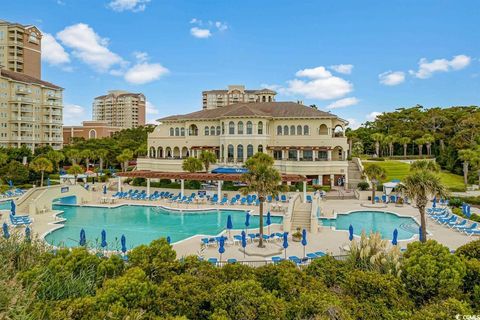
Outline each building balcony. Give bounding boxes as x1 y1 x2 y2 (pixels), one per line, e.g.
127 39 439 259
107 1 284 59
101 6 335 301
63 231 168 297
8 56 23 63
15 87 30 95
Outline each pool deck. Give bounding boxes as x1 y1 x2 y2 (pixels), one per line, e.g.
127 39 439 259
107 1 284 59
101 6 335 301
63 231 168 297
0 189 477 261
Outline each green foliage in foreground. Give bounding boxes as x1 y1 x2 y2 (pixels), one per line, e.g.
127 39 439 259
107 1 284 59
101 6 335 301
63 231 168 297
1 232 479 320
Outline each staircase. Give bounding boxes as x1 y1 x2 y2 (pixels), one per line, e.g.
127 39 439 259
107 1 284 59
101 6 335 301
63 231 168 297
324 189 357 200
291 202 312 231
348 159 364 189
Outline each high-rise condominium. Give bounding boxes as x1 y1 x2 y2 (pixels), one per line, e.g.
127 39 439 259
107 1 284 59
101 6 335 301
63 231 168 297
93 90 146 129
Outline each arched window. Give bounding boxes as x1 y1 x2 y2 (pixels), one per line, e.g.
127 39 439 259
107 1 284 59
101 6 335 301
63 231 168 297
237 121 244 134
229 121 235 135
157 147 163 158
181 147 189 158
262 96 266 102
258 121 263 134
303 125 309 135
216 126 221 135
189 124 198 136
89 129 97 139
247 144 254 158
297 125 302 136
180 128 185 136
173 147 180 158
170 128 174 136
204 126 209 136
319 124 328 135
166 147 172 158
210 126 215 136
258 145 263 153
221 144 224 160
246 121 253 134
149 146 156 158
268 96 272 102
290 125 295 135
175 127 180 136
227 144 234 161
284 125 289 135
237 145 244 162
333 125 344 137
277 125 282 135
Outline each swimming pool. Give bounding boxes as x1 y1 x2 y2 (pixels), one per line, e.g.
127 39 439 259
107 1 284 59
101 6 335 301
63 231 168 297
0 200 11 210
320 210 419 240
45 204 283 249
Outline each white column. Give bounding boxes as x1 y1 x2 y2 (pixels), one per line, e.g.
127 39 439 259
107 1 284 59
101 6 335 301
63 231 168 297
330 174 335 187
217 180 222 202
180 179 184 198
327 150 332 161
146 178 150 197
303 181 307 202
297 149 300 161
318 175 322 186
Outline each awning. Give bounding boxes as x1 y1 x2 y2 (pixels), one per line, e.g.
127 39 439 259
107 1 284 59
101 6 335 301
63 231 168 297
211 167 248 174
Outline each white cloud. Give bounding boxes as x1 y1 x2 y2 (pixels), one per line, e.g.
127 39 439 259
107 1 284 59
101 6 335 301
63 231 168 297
190 27 212 39
41 33 70 66
330 64 353 74
124 62 168 84
133 51 148 62
108 0 150 12
326 97 359 109
346 118 361 129
366 111 382 122
379 71 405 86
57 23 124 72
295 66 332 79
215 21 228 31
63 104 88 125
409 54 471 79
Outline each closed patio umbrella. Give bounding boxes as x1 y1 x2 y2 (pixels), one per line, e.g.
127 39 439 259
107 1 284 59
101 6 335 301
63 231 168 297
348 225 354 241
418 226 423 242
79 229 86 246
101 229 107 248
392 228 398 246
266 211 272 235
218 236 225 261
166 236 171 244
10 201 16 216
241 231 247 258
2 222 9 239
245 212 250 234
226 215 233 238
8 180 13 189
25 226 31 242
432 197 436 208
121 234 127 254
103 185 107 195
47 178 51 186
301 229 307 258
282 232 289 259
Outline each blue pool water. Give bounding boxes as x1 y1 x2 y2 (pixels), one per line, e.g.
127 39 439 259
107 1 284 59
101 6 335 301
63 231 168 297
320 211 419 240
45 204 282 249
0 200 11 210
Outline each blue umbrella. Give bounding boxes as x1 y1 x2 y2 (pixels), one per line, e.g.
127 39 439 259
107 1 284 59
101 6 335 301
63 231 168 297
462 203 466 215
301 229 307 258
218 236 225 261
166 236 171 244
8 180 13 189
419 226 424 242
226 215 233 238
392 228 398 246
25 226 31 242
466 205 471 218
2 223 9 239
79 229 86 246
241 230 247 258
10 201 16 216
103 185 107 195
121 234 127 254
245 212 250 233
47 178 51 186
101 229 107 248
348 225 354 241
266 211 272 234
432 197 436 208
282 232 289 259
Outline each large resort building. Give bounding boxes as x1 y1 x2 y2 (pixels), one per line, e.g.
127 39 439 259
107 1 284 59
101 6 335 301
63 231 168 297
93 90 146 129
202 85 276 109
139 101 350 187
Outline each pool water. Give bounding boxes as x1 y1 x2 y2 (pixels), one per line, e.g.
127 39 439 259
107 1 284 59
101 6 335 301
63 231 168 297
320 211 419 240
0 200 11 210
45 205 282 249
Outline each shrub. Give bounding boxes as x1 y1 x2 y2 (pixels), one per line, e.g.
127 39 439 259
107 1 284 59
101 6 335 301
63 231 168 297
410 298 472 320
456 240 480 260
401 240 466 305
448 198 463 208
305 255 348 288
357 181 369 191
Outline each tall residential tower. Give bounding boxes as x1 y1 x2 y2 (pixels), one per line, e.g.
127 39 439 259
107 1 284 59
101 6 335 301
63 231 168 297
93 90 146 129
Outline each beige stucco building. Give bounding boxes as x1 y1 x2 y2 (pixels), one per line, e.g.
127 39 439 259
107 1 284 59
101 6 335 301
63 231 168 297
0 68 63 150
202 85 276 110
93 90 146 129
0 20 41 79
139 101 350 186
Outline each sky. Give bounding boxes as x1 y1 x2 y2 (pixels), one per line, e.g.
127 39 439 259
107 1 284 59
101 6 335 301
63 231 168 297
3 0 480 128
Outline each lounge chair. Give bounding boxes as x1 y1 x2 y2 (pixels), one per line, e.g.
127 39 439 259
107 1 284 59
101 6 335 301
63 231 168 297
458 223 478 233
248 233 257 242
219 197 228 205
465 229 480 236
9 214 32 226
313 251 326 257
374 196 380 203
227 258 237 263
271 256 283 264
280 195 287 203
210 195 218 204
381 195 387 203
235 194 241 200
288 256 302 265
438 215 456 225
448 219 467 229
229 197 237 205
207 258 218 265
306 195 312 203
240 197 247 205
233 235 242 245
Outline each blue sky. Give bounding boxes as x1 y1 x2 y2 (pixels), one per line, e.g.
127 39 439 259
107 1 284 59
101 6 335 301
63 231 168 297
3 0 480 127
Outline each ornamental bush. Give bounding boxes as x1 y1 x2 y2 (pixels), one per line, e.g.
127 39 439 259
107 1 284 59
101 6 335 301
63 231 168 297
456 239 480 260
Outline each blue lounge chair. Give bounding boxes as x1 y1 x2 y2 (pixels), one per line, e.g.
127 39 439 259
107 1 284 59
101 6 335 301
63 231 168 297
240 197 247 205
207 258 218 265
229 197 237 205
432 212 450 220
448 219 466 228
439 215 456 225
458 223 478 233
210 195 218 204
465 229 480 236
313 251 326 257
306 195 312 203
255 199 260 206
267 195 272 203
275 195 280 202
374 196 380 203
288 256 302 265
227 258 237 263
248 233 257 242
306 253 318 259
271 256 283 264
381 195 387 203
219 197 228 205
9 214 32 226
280 195 287 203
235 194 241 200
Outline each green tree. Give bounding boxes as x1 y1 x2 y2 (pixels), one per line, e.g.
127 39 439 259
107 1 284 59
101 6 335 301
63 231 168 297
410 159 440 172
411 298 473 320
30 157 53 187
67 164 84 184
65 149 81 165
240 153 284 247
351 141 364 157
0 152 8 167
371 133 384 157
198 151 217 172
422 133 435 156
398 171 447 242
0 160 30 184
401 240 466 304
398 137 411 158
46 150 65 173
384 134 398 157
81 149 95 170
96 149 109 171
116 149 133 172
363 164 386 204
345 129 357 157
458 149 477 187
182 157 203 173
415 137 426 157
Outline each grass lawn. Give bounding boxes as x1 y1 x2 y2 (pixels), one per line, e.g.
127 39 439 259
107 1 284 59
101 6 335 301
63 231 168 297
363 160 465 192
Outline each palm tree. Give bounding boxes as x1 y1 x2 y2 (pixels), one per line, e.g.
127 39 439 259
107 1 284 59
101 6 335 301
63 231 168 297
182 157 203 173
65 149 81 165
199 151 217 172
240 153 284 248
116 149 133 172
364 164 386 204
46 150 65 173
398 171 448 242
0 152 8 166
398 137 411 158
458 149 477 187
81 149 94 170
371 133 384 157
67 164 84 185
415 138 426 157
384 135 398 157
30 157 53 187
410 160 440 173
351 141 364 157
422 134 435 156
96 149 109 171
345 130 357 157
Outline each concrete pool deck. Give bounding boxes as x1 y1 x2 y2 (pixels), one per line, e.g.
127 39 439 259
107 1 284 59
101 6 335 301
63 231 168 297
0 189 477 261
